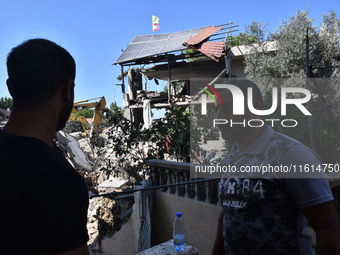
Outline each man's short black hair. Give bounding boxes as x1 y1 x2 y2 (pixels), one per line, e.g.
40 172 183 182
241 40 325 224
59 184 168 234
232 79 263 109
6 38 76 109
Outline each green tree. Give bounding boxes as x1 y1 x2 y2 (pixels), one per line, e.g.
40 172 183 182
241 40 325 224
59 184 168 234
226 32 259 47
244 10 340 79
103 101 124 125
74 109 94 118
0 97 13 110
109 102 124 116
242 10 340 162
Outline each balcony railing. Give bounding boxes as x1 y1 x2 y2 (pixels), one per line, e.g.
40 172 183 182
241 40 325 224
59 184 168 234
146 159 221 205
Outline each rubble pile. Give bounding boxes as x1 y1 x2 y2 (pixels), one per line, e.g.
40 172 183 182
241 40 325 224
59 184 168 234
55 122 136 246
87 196 122 245
63 120 84 133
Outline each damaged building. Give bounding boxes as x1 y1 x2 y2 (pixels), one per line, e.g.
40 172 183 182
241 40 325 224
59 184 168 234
114 23 249 125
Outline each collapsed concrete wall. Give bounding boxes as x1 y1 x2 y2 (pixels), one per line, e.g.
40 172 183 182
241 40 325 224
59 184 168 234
88 196 140 255
87 196 124 246
89 193 145 255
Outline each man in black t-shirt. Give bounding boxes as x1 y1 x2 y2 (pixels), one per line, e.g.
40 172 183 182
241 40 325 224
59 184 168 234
0 39 89 255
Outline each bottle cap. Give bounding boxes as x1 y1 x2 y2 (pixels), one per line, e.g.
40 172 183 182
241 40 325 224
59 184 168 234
176 212 182 217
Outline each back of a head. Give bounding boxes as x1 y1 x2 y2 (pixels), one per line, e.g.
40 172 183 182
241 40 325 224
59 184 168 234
6 39 76 110
216 79 264 110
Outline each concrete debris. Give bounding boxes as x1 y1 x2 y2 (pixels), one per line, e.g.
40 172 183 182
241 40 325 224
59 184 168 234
87 197 123 245
78 138 93 154
55 131 93 172
98 178 129 194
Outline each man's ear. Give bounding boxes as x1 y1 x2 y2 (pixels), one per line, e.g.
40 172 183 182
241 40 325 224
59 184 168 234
61 79 75 102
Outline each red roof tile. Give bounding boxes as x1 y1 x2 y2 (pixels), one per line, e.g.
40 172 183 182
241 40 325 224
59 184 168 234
183 26 222 46
187 41 225 62
199 41 225 60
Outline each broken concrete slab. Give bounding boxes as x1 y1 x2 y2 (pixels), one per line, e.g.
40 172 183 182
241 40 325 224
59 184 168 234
0 108 10 119
55 131 93 171
98 178 129 194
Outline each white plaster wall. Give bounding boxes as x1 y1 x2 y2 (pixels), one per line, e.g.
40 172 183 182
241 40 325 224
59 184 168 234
151 191 223 255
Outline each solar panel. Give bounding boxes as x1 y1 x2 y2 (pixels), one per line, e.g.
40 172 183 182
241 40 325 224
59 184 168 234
114 26 208 64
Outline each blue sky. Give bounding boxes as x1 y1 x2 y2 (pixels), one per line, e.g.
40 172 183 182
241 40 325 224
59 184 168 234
0 0 339 117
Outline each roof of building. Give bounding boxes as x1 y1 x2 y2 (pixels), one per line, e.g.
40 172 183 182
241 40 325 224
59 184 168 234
114 24 235 65
115 26 208 64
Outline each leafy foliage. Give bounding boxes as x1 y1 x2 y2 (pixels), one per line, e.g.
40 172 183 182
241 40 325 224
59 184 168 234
109 102 124 116
91 106 198 184
103 102 124 125
163 106 191 162
226 32 259 47
74 109 94 118
183 48 207 62
242 10 340 162
244 10 340 79
0 97 13 110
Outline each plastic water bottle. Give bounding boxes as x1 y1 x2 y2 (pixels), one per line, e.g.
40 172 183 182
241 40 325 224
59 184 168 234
173 212 185 251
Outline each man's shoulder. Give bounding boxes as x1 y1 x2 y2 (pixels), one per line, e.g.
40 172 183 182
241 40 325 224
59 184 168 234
272 130 301 145
0 131 76 177
0 130 48 152
271 130 319 160
264 129 304 155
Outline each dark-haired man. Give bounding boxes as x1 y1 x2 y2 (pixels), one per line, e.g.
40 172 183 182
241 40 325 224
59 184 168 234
0 39 89 255
212 79 340 255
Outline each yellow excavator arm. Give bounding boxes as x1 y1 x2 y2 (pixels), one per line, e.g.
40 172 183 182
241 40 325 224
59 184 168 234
68 114 90 136
70 96 106 135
